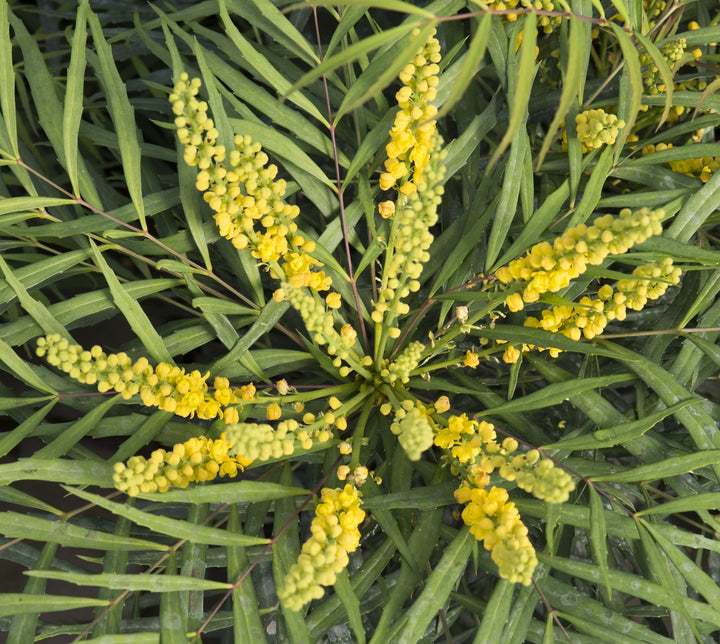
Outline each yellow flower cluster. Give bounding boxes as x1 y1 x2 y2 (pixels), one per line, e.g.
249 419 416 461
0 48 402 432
503 257 681 362
278 484 365 611
170 73 332 295
382 341 425 385
36 334 240 423
575 109 625 153
495 207 665 311
644 142 720 183
112 435 252 496
374 29 446 336
435 415 574 504
390 400 435 461
379 29 441 194
439 416 574 584
455 484 538 585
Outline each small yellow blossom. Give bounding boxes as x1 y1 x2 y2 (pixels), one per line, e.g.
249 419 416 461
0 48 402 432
239 383 256 401
266 403 282 420
435 395 450 413
326 292 342 309
378 200 396 218
463 350 479 369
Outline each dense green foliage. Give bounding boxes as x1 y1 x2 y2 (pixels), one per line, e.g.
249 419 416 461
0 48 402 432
1 0 720 642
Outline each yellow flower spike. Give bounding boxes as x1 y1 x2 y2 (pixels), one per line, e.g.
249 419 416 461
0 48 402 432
112 435 251 496
279 484 365 611
37 335 239 423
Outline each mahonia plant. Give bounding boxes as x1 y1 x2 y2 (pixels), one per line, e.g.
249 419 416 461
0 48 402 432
34 25 684 612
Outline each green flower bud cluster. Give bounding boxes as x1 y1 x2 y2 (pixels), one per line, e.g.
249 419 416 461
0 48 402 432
283 282 368 378
390 401 434 461
36 334 239 423
643 38 686 94
222 422 297 461
454 483 538 585
383 341 425 385
495 207 665 311
373 146 446 333
379 29 441 194
613 257 682 311
514 458 576 503
223 418 335 463
278 484 365 611
112 435 252 497
575 109 625 152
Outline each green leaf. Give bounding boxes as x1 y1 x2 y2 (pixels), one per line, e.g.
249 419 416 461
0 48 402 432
34 394 120 459
89 240 174 364
211 298 289 372
0 398 57 457
0 195 76 216
226 504 265 641
217 0 326 125
0 336 56 394
337 22 437 122
63 0 89 198
436 14 491 120
88 8 146 228
0 254 69 337
667 161 720 243
392 526 474 643
588 485 611 597
8 11 102 207
0 594 109 619
138 480 308 504
473 580 514 642
536 14 588 168
542 399 696 450
634 31 674 128
611 23 643 140
591 450 720 482
0 458 114 487
333 570 365 644
0 0 18 158
486 124 530 270
483 373 631 416
159 553 188 643
539 554 720 627
0 511 167 551
64 486 271 547
487 13 536 169
25 570 231 592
